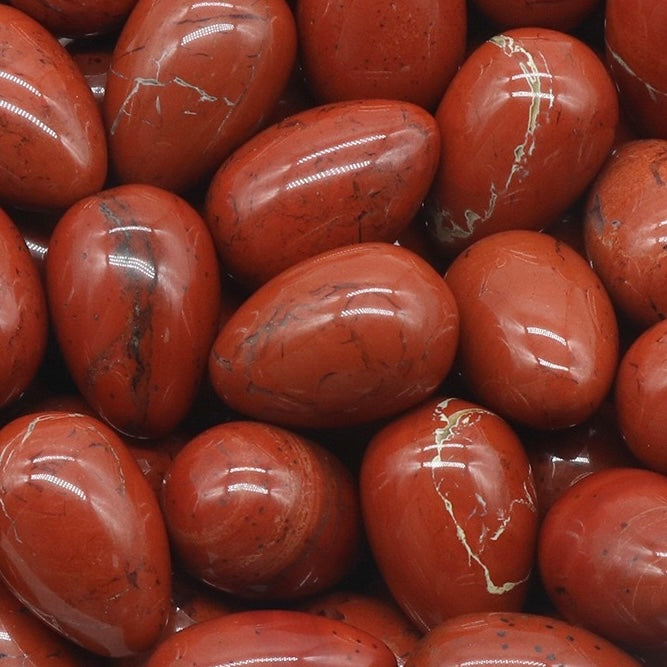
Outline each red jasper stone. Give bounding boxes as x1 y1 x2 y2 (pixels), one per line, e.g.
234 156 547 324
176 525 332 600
584 139 667 328
0 411 172 657
297 0 466 110
9 0 138 38
0 580 86 665
303 591 421 666
360 396 538 632
605 0 667 139
0 6 107 211
45 184 221 439
471 0 602 30
445 230 619 430
405 611 641 666
104 0 297 193
208 242 460 429
205 99 441 288
145 610 397 666
162 420 361 600
539 467 667 651
425 27 618 257
615 319 667 474
0 208 48 410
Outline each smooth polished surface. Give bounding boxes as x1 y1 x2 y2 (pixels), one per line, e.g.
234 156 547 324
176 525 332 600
209 242 460 429
425 27 618 257
145 610 398 666
405 611 641 666
584 139 667 328
0 580 85 665
472 0 601 30
360 396 538 632
162 420 361 599
615 319 667 474
9 0 138 38
0 208 48 410
302 591 420 667
46 184 221 439
297 0 466 110
539 467 667 651
0 411 172 657
0 6 107 211
104 0 297 193
524 402 638 519
605 0 667 139
205 99 441 288
445 230 619 429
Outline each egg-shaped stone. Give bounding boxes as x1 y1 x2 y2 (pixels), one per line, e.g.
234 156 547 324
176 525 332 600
405 611 641 666
162 420 361 599
297 0 466 110
584 139 667 328
361 396 538 632
445 230 619 429
46 184 221 439
605 0 667 139
0 5 107 211
0 411 172 657
104 0 297 193
208 242 460 429
205 99 440 288
146 610 397 666
425 27 618 257
539 467 667 651
0 207 48 410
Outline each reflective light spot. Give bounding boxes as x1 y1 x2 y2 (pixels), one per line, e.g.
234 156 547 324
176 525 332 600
0 99 58 139
181 22 235 46
108 253 157 280
285 160 372 190
30 473 87 501
296 134 386 165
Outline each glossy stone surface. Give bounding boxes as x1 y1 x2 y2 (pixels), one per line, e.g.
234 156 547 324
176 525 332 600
297 0 466 110
104 0 297 193
46 184 221 439
209 242 460 429
605 0 667 139
302 591 421 667
9 0 138 38
425 27 618 257
584 139 667 328
539 467 667 651
0 5 107 211
0 580 85 665
471 0 601 30
615 319 667 474
360 396 538 632
205 99 441 288
445 230 619 429
0 208 48 410
162 420 361 599
524 402 638 519
145 610 398 666
405 611 641 666
0 411 172 657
